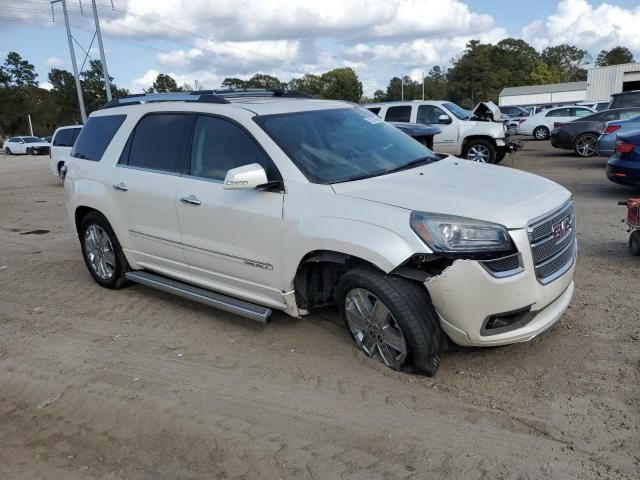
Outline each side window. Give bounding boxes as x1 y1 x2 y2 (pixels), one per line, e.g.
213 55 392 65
417 105 446 124
8 137 16 143
53 129 74 147
546 108 568 117
384 106 412 122
190 115 279 182
619 110 640 120
573 108 592 117
71 127 82 144
124 114 188 172
367 107 381 116
72 115 126 161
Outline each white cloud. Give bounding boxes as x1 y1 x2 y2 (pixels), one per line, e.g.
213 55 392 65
46 56 63 68
39 81 53 91
522 0 640 54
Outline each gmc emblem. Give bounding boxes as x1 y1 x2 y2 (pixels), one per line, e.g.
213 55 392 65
552 216 571 242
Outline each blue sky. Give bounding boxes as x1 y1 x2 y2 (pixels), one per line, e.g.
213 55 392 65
1 0 639 95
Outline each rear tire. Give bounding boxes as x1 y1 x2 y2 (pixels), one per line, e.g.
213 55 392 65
336 266 444 376
573 133 598 157
630 231 640 256
533 126 550 140
462 139 496 164
79 212 130 289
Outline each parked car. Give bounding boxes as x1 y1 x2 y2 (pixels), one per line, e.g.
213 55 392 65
366 100 512 163
606 131 640 187
597 114 640 157
609 91 640 109
550 108 640 157
499 106 530 117
65 90 576 376
49 125 83 180
576 101 609 112
518 106 595 140
2 136 51 155
389 122 441 150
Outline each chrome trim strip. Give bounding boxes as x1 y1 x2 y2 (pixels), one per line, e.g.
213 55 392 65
116 164 183 177
536 241 577 285
128 229 274 270
125 271 271 324
479 253 524 278
526 199 573 237
534 237 574 269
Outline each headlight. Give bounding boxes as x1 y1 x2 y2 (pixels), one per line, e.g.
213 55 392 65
410 212 512 253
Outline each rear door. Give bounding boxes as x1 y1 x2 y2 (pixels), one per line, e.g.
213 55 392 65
110 113 189 275
175 114 285 305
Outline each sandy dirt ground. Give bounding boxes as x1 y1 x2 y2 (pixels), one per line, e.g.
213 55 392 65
0 141 638 480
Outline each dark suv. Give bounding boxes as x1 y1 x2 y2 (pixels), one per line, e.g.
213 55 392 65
609 91 640 109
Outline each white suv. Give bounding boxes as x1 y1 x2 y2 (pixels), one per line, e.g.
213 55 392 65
65 90 576 375
49 125 83 180
365 100 511 164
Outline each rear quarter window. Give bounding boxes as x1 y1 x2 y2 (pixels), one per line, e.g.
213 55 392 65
72 115 126 161
53 128 74 147
384 106 412 122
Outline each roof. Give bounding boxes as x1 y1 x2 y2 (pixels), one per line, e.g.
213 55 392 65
500 81 587 97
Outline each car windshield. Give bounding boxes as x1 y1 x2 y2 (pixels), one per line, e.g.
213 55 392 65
23 137 42 143
255 107 438 184
442 102 470 120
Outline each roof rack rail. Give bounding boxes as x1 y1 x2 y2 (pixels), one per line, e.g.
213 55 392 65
101 88 313 109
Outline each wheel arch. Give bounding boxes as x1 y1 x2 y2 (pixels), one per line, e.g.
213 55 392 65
461 135 497 149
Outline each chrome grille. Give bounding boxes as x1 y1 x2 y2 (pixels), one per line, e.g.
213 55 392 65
480 253 523 277
528 201 576 284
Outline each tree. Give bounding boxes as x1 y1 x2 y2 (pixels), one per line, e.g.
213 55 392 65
288 73 324 97
81 59 128 113
149 73 182 93
529 60 561 85
320 68 362 102
221 77 246 89
425 66 447 99
541 44 590 82
1 51 38 87
48 68 80 126
372 89 386 102
245 73 286 89
494 38 539 87
595 46 634 67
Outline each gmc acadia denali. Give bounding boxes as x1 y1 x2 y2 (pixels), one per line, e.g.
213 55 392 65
64 90 576 375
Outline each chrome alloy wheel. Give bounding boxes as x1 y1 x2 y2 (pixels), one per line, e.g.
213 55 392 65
575 134 597 157
344 288 407 370
534 127 548 140
84 224 116 280
466 144 490 163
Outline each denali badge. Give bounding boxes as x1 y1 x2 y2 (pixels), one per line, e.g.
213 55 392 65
552 216 571 242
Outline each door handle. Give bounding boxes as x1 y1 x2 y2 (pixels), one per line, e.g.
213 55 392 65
113 182 128 191
180 195 201 206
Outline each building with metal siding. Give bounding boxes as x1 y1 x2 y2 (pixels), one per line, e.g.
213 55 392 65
585 62 640 101
498 82 586 107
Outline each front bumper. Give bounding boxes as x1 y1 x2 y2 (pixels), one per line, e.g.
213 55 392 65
424 229 575 347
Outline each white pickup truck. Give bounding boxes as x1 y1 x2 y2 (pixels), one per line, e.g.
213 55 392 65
64 90 575 376
366 100 514 164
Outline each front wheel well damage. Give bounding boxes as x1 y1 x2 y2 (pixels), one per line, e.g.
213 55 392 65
293 251 453 312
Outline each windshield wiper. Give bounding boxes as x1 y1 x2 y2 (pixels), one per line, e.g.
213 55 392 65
385 156 434 174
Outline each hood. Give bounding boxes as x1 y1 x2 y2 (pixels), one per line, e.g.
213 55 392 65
472 101 502 122
331 157 570 229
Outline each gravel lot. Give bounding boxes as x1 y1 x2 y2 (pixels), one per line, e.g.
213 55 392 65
0 141 638 479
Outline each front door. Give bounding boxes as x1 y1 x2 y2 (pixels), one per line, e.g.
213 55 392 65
110 113 190 275
176 114 285 306
416 104 458 153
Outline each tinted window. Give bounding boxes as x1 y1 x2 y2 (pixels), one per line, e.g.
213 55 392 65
24 137 41 143
256 107 438 184
417 105 446 124
71 127 82 144
367 107 381 116
125 114 188 172
384 106 412 122
53 128 74 147
72 115 126 161
442 102 471 120
190 116 279 181
546 108 571 117
610 93 640 109
8 137 16 142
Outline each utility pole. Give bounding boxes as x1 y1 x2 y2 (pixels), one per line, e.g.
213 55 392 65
91 0 112 101
422 71 425 100
401 75 404 101
28 114 34 136
52 0 87 123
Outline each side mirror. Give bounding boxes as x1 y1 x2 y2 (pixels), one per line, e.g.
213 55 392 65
223 163 268 190
438 114 452 125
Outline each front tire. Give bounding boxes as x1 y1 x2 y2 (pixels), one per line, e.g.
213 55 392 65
573 133 597 157
79 212 130 289
4 147 11 155
336 266 444 376
26 147 33 155
462 139 496 163
533 126 550 140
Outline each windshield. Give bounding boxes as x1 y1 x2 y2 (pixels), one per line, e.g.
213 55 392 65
23 137 42 143
255 107 438 184
442 102 470 120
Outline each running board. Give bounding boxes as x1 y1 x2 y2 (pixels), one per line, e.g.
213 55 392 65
125 271 271 324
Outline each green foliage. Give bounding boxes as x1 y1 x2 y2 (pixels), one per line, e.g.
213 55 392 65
319 68 362 102
146 73 183 93
1 52 38 87
529 60 561 84
541 44 590 82
595 47 634 67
